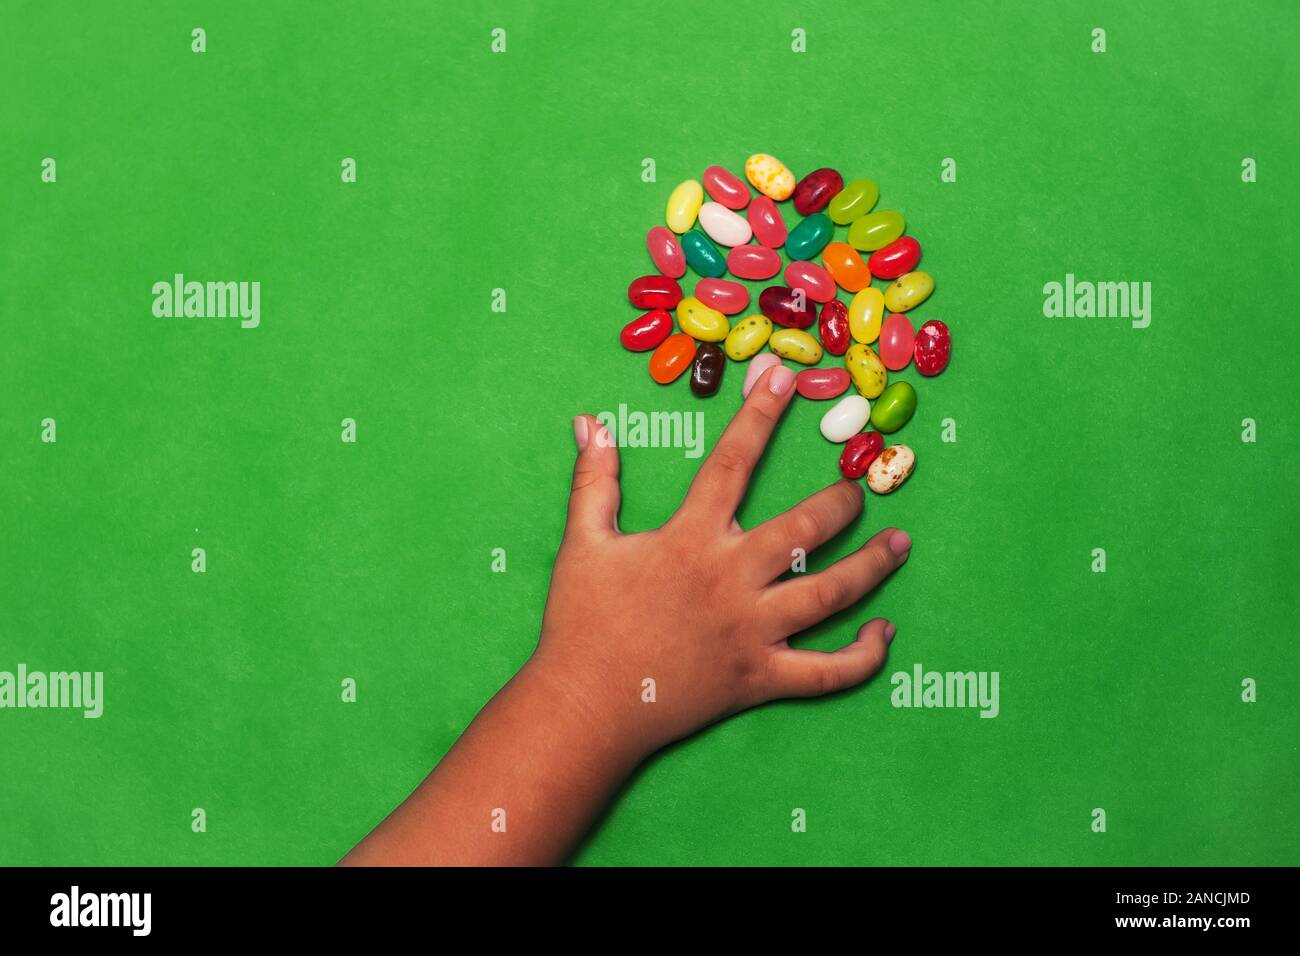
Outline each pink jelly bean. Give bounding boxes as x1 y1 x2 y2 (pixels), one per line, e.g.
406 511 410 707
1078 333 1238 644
646 226 685 278
748 196 787 248
795 367 851 400
702 165 751 210
742 353 782 397
727 244 782 280
694 278 750 315
783 261 837 303
879 313 916 370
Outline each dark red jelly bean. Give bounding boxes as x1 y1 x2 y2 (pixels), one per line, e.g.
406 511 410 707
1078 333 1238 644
758 286 817 329
867 237 921 280
689 342 725 397
793 167 844 217
620 309 673 352
913 319 951 376
839 432 885 480
818 299 850 355
628 274 683 310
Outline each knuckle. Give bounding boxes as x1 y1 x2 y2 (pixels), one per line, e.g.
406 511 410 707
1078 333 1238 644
813 573 851 615
708 443 750 479
793 507 827 547
865 541 895 581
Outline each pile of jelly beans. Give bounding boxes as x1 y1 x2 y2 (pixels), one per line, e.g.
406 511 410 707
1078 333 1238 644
622 154 951 495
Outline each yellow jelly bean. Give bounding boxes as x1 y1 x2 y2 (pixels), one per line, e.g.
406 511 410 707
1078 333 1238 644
724 314 773 361
769 328 823 365
848 287 885 344
666 180 704 234
744 153 796 201
846 342 887 398
883 271 935 312
676 296 729 342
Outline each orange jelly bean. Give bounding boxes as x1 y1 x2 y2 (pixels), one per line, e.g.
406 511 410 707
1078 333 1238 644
649 332 696 384
821 242 872 293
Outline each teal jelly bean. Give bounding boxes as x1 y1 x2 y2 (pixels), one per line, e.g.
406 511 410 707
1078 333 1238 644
785 213 833 262
681 230 726 278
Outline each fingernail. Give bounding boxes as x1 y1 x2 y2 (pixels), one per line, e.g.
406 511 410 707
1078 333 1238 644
884 622 897 642
743 354 781 398
573 416 589 451
888 529 912 557
768 365 795 396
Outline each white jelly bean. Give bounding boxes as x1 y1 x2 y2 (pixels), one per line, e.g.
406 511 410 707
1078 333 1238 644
819 395 872 443
697 202 753 247
866 444 916 494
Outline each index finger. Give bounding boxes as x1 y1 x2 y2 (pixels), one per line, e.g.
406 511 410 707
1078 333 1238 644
679 361 797 523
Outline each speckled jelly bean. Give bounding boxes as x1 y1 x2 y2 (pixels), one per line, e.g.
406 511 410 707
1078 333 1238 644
879 314 915 370
868 236 921 280
698 202 753 247
818 299 850 356
785 213 833 261
666 180 704 234
867 444 915 494
702 165 750 210
793 167 844 216
690 342 726 397
848 210 905 251
821 242 872 293
744 153 795 201
827 178 879 225
848 287 885 344
628 274 683 310
680 230 726 278
869 381 916 433
883 271 934 312
748 196 787 248
839 431 884 479
913 319 951 376
759 286 817 329
795 367 850 400
846 342 887 398
727 244 782 280
645 226 686 279
695 278 750 315
784 261 837 303
725 314 773 360
649 332 696 383
621 309 674 352
742 353 783 397
769 328 823 365
820 395 872 443
676 296 729 342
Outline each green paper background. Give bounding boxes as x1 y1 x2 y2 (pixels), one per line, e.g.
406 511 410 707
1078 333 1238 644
2 0 1297 866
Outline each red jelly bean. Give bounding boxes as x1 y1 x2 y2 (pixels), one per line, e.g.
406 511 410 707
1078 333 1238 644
702 165 751 210
784 261 837 303
868 236 921 280
628 274 682 310
818 299 850 356
646 226 686 278
758 286 816 329
748 196 788 248
695 278 750 315
793 167 844 216
795 367 851 400
913 319 951 376
621 309 673 352
727 244 782 280
879 313 915 370
839 431 885 479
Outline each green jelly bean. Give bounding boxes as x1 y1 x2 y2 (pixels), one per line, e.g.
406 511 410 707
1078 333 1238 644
869 381 916 433
828 179 879 225
681 230 726 278
785 213 833 261
847 210 905 252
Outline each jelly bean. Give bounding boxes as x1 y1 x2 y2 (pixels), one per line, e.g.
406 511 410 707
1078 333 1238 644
702 165 750 210
883 270 934 312
913 319 951 376
649 332 695 384
846 343 887 398
796 367 851 400
690 342 726 397
839 431 884 479
725 314 773 361
879 314 915 370
621 309 673 352
748 196 787 248
793 167 844 216
727 244 782 280
869 381 916 433
680 230 727 278
821 241 872 293
646 226 686 279
769 328 823 365
785 213 833 261
628 274 683 310
676 296 729 342
867 236 921 280
847 210 905 251
695 278 750 315
743 353 783 397
827 178 879 225
820 395 872 443
698 201 753 247
848 287 885 344
818 299 850 356
744 153 796 201
867 444 915 494
784 261 837 303
666 180 704 234
759 286 816 329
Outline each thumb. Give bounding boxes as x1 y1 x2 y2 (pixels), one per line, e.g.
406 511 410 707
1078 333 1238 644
764 618 895 699
566 414 621 538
